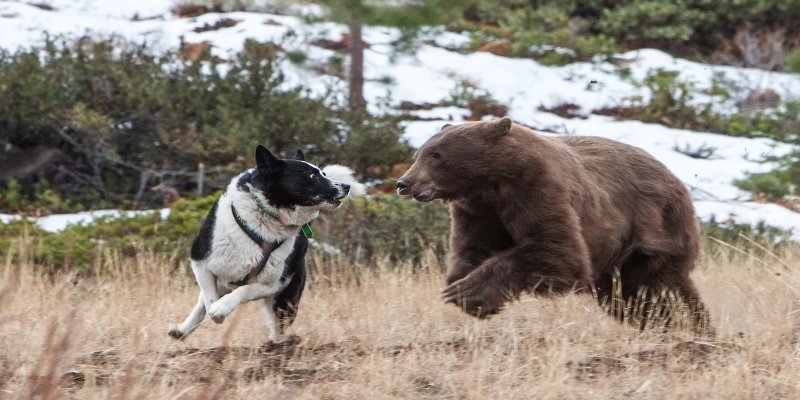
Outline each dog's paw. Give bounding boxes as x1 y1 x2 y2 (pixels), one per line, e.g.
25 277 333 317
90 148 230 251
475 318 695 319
207 301 232 324
262 334 301 351
268 333 287 344
167 324 186 340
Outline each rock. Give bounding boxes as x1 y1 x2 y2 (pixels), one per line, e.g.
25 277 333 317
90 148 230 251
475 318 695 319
60 371 85 389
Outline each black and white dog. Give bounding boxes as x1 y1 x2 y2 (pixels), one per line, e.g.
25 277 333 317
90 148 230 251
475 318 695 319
168 145 364 342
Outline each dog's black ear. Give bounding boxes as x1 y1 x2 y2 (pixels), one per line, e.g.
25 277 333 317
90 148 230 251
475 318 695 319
256 145 283 174
292 149 305 161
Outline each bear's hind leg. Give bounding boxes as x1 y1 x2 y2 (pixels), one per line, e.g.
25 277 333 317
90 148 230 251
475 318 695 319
595 252 712 335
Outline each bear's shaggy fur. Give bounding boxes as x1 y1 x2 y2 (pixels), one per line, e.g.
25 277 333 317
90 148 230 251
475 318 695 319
397 117 710 333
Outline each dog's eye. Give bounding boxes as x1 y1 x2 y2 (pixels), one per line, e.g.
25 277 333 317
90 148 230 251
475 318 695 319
432 152 442 160
309 173 316 180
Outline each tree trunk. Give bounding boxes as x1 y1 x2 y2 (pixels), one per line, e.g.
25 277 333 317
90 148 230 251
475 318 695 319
132 171 151 208
348 19 365 125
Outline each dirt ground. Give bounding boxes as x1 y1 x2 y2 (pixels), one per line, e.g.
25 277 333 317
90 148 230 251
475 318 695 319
1 245 799 399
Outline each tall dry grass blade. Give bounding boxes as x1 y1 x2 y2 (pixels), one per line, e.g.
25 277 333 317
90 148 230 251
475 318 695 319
707 236 772 266
26 310 77 400
737 233 797 271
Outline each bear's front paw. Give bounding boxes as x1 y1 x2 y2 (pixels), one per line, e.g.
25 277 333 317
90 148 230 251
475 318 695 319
441 270 510 318
207 301 233 324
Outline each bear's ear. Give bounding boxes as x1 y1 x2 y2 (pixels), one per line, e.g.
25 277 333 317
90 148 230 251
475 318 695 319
441 123 453 130
255 145 284 174
490 116 512 137
292 149 305 161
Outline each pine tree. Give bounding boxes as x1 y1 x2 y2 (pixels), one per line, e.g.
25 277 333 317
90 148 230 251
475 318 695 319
319 0 471 124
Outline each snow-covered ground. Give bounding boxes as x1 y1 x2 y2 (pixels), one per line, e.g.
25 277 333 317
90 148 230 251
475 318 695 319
0 209 171 232
2 0 800 239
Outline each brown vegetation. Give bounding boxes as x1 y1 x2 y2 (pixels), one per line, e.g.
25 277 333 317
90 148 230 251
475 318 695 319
476 39 511 56
1 239 799 398
192 18 241 33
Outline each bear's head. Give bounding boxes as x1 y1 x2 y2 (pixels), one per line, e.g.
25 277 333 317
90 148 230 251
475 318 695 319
397 116 513 202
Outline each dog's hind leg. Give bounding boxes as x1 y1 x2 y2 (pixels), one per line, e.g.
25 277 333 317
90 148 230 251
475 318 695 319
259 299 285 343
207 282 282 324
168 293 206 339
191 261 220 312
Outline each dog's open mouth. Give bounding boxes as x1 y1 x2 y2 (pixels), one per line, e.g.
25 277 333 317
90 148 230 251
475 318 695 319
323 195 345 207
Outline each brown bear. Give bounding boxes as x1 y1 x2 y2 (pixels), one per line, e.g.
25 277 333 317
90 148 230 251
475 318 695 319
397 117 711 333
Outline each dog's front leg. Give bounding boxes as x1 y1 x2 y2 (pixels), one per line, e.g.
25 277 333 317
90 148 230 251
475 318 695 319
191 261 220 312
168 293 206 339
207 283 280 324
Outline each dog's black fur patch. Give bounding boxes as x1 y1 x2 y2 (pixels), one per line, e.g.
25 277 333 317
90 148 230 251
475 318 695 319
236 170 259 192
272 235 308 329
190 198 219 261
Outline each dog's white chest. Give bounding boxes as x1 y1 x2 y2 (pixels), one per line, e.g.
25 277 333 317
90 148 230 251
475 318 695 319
204 230 297 286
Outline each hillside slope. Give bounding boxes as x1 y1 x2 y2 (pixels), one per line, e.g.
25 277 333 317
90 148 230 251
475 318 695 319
1 0 799 238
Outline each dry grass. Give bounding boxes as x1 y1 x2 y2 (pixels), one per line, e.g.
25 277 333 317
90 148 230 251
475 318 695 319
1 242 799 399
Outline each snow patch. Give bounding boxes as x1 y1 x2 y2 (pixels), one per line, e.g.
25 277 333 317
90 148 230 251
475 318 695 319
2 0 800 238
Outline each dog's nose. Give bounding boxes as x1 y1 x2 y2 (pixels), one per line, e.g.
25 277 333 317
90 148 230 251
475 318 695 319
396 180 408 190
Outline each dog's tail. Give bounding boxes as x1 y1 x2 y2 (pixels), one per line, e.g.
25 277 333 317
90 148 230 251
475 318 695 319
322 165 366 197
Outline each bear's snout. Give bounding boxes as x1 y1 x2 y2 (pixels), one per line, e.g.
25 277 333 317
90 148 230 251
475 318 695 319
396 179 410 195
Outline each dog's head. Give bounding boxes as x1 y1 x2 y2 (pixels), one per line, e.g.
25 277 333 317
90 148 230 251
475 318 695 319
251 145 353 210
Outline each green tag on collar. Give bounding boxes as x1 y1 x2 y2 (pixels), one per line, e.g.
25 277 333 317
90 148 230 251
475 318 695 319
300 223 313 238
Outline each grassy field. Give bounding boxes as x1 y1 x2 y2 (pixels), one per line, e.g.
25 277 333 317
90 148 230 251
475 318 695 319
1 242 799 399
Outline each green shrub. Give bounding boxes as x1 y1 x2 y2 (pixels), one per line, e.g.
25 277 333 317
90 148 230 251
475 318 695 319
596 1 712 45
0 219 38 266
285 50 308 64
0 37 412 212
0 193 218 274
608 71 799 142
317 195 451 263
458 0 800 68
0 179 23 211
0 193 453 273
734 171 792 201
787 48 800 73
597 69 800 200
5 191 798 274
701 218 791 250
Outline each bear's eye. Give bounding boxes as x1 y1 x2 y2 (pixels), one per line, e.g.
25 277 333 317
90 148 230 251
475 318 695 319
309 173 316 180
432 151 442 160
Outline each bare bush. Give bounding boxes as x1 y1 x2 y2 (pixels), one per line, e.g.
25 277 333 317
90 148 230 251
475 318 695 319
713 25 789 71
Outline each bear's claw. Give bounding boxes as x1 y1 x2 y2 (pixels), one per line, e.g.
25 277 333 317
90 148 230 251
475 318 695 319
442 271 508 318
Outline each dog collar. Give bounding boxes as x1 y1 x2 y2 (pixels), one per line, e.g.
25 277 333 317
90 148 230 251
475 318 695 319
229 204 309 286
244 183 313 238
230 203 292 287
231 203 268 246
245 182 280 219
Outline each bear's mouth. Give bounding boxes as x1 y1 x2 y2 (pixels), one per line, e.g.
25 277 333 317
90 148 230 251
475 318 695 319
413 188 435 202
